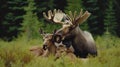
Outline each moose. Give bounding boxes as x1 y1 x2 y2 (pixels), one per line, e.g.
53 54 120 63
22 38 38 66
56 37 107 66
29 29 57 57
43 9 97 58
40 30 76 60
29 31 60 57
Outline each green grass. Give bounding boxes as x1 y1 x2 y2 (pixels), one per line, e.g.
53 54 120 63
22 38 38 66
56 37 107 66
0 35 120 67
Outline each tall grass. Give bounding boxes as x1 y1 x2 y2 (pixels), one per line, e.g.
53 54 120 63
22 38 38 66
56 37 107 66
0 34 120 67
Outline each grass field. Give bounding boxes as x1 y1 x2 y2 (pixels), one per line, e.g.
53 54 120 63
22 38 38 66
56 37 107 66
0 34 120 67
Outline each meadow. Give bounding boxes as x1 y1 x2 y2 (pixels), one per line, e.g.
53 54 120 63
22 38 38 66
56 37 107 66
0 34 120 67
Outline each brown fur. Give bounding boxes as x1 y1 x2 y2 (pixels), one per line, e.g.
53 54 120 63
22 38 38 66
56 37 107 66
42 33 76 60
42 34 57 56
29 46 44 56
54 45 76 61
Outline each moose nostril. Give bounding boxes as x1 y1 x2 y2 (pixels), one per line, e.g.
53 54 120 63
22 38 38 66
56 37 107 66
43 45 47 50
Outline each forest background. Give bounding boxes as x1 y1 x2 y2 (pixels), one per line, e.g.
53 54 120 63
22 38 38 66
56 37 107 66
0 0 120 41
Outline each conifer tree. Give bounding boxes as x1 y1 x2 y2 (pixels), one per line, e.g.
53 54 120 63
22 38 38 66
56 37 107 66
22 0 40 40
104 0 117 35
0 0 27 40
65 0 82 12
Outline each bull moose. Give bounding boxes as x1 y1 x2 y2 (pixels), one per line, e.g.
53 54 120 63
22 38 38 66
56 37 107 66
43 9 97 58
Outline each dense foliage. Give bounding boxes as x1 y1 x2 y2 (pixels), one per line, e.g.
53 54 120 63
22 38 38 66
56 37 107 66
0 0 120 40
0 34 120 67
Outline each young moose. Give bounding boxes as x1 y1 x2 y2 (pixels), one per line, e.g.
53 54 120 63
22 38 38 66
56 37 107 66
29 31 59 57
43 9 97 58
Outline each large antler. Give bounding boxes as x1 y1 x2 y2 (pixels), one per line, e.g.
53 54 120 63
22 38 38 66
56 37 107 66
67 9 91 25
43 9 65 24
43 9 90 25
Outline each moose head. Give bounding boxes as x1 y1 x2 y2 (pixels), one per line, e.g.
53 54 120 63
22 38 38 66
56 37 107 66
39 29 63 56
43 9 97 58
43 9 91 38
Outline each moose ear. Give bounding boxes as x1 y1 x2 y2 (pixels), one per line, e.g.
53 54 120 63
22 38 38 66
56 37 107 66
39 28 46 36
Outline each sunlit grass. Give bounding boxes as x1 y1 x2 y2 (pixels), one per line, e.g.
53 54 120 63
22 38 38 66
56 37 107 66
0 34 120 67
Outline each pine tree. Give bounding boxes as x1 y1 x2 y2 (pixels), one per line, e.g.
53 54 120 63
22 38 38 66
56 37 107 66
22 0 40 40
104 0 117 35
0 0 27 41
65 0 82 12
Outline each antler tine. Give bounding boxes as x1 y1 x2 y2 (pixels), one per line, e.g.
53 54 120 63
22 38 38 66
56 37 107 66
43 12 48 20
66 14 72 22
69 11 74 22
57 9 62 13
48 10 52 19
43 10 52 20
75 9 83 21
53 9 57 15
73 11 77 21
63 14 72 25
78 11 91 24
79 9 83 17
